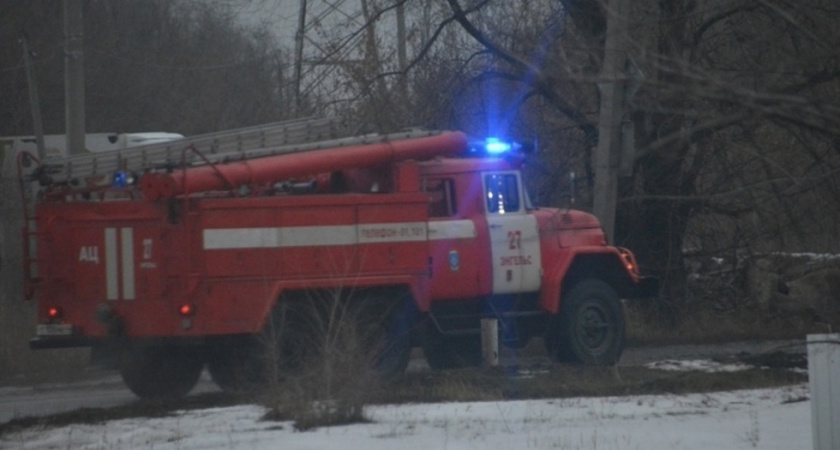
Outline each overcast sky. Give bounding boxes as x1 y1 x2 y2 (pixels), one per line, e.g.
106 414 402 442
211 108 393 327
235 0 373 45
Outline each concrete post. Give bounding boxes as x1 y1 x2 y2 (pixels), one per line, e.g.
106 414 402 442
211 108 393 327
481 318 499 367
808 333 840 450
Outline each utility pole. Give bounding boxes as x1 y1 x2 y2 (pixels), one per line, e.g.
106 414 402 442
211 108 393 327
396 2 407 68
64 0 85 156
21 36 46 160
360 0 386 102
396 1 408 101
293 0 307 118
593 0 629 244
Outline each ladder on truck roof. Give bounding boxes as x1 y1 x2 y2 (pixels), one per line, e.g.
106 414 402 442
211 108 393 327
27 116 450 193
28 116 349 188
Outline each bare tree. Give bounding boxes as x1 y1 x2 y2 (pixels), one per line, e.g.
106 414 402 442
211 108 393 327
420 0 840 309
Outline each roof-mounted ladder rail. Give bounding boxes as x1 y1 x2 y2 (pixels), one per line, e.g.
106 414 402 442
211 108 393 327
29 116 351 189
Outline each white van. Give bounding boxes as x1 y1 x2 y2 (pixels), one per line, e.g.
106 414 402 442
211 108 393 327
1 132 183 176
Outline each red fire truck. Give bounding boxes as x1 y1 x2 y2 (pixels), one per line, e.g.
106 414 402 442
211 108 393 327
18 117 656 399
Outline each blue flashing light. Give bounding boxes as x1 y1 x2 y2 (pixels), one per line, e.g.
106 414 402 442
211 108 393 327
466 137 526 157
484 137 513 155
112 170 136 188
113 171 128 187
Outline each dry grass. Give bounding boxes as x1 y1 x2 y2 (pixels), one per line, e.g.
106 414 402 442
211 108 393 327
259 338 380 431
624 301 825 346
257 293 388 431
386 364 806 405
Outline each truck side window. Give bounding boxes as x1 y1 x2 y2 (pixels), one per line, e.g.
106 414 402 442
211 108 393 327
485 173 520 214
423 178 457 217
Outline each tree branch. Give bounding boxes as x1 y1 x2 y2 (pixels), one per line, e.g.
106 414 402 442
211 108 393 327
445 0 596 140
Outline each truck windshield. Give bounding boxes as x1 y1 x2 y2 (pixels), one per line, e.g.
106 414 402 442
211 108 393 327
485 173 520 214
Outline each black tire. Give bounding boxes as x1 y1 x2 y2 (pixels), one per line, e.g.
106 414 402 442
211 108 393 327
544 279 626 365
207 302 321 392
119 343 204 400
421 322 482 370
205 336 265 392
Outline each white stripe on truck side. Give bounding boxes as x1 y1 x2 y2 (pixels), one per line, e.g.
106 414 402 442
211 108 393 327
105 228 119 300
120 227 135 300
202 220 477 250
104 227 137 300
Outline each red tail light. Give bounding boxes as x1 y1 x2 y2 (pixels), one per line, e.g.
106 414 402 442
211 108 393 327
47 306 63 319
178 304 196 316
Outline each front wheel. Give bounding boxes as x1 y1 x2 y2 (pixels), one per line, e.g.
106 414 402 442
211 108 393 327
544 279 626 365
119 342 204 400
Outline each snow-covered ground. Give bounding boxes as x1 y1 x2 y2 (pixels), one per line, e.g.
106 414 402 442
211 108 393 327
1 384 811 450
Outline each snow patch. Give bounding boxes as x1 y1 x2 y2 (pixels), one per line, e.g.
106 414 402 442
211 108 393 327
1 385 811 450
645 359 753 373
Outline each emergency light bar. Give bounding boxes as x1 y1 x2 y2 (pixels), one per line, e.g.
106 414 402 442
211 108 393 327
466 137 524 157
484 138 515 154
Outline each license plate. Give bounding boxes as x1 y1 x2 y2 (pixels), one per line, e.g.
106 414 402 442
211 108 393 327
36 324 73 336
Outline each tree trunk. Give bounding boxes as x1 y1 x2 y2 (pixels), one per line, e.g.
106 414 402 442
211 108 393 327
617 139 695 312
0 148 31 379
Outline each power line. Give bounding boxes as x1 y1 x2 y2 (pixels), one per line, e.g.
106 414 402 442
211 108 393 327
85 48 282 71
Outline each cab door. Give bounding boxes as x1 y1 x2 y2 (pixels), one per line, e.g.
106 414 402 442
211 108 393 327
483 171 541 294
424 177 486 299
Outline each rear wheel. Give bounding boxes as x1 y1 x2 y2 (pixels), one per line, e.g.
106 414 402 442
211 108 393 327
205 336 265 392
544 279 626 365
207 302 320 392
119 342 204 400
